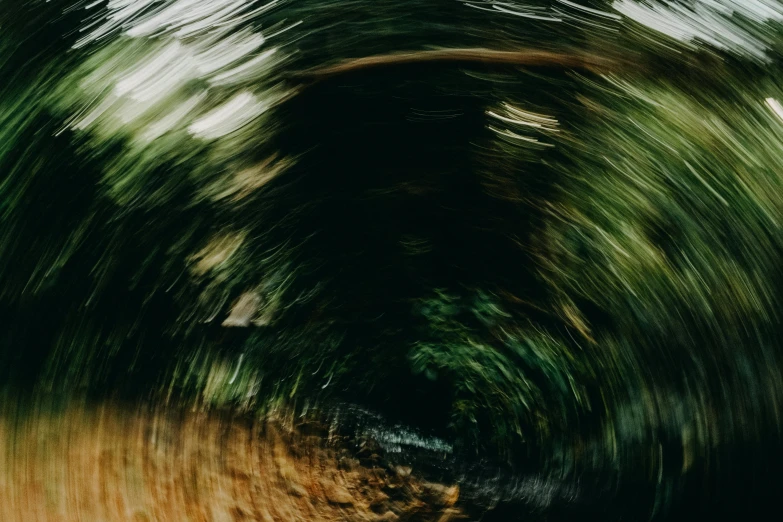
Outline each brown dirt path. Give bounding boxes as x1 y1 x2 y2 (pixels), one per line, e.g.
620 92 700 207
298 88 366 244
0 403 465 522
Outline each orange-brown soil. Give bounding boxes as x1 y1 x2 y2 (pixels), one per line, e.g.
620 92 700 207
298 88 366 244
0 403 465 522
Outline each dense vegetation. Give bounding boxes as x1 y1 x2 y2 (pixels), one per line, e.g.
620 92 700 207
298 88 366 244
2 0 783 518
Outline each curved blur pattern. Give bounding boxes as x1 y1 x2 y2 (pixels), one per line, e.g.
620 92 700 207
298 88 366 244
2 0 783 520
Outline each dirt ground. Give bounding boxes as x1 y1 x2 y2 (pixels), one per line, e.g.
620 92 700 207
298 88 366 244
0 402 465 522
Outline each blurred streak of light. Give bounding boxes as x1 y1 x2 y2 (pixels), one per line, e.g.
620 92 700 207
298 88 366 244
766 97 783 121
614 0 783 61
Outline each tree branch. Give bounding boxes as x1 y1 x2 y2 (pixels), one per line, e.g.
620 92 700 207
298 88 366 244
291 48 629 83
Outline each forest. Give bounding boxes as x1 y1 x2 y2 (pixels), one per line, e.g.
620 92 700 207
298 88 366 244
2 1 783 520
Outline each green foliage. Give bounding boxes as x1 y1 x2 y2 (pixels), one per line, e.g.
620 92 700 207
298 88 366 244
410 291 592 450
4 6 783 514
